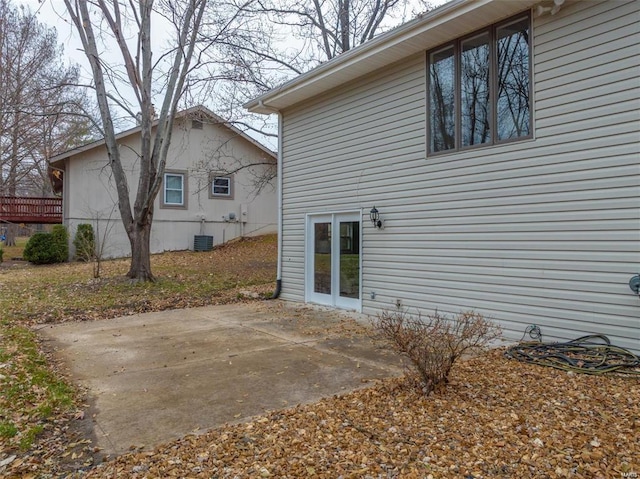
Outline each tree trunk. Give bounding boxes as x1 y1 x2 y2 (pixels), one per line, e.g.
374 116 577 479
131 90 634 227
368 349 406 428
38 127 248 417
5 223 17 247
126 220 154 282
339 0 350 52
63 0 208 283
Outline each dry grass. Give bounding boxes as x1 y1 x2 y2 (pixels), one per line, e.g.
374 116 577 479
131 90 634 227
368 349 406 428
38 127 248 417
0 235 277 476
0 235 277 324
0 236 28 261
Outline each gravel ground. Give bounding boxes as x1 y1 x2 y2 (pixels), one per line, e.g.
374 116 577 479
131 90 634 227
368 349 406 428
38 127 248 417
81 348 638 479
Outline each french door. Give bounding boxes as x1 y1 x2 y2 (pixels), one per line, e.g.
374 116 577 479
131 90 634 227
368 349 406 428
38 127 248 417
306 212 361 311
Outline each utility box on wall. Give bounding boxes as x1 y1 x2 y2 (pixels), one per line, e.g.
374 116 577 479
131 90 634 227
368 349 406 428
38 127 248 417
194 235 213 252
240 204 248 223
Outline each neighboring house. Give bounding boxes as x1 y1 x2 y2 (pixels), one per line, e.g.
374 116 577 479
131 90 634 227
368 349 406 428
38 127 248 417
49 106 277 258
246 0 640 352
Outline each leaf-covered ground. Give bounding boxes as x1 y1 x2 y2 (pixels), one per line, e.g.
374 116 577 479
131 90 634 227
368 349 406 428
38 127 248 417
83 349 638 479
0 235 278 325
0 235 277 477
1 233 639 478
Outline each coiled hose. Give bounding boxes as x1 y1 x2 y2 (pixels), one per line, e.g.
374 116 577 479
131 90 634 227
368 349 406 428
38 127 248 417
504 334 640 376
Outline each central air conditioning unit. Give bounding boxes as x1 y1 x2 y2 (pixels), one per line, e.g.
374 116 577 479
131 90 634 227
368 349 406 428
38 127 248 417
194 235 213 252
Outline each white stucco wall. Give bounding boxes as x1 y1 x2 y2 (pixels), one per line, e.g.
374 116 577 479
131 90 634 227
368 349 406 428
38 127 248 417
61 117 277 258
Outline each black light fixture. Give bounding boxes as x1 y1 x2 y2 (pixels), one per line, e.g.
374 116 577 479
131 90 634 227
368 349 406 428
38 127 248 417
369 206 382 229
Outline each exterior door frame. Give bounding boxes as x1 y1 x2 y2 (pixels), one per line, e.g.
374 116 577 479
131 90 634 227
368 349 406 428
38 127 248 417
305 211 362 312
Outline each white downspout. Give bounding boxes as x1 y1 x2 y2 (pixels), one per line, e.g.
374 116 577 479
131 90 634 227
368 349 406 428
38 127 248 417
276 111 283 291
259 100 283 298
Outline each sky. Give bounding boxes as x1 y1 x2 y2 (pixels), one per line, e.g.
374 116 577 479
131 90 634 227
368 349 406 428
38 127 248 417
23 0 450 79
23 0 178 92
20 0 449 146
24 1 83 65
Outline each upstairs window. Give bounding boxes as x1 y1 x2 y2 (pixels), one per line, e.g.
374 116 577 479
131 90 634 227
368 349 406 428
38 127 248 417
209 174 234 199
428 13 531 154
496 16 531 140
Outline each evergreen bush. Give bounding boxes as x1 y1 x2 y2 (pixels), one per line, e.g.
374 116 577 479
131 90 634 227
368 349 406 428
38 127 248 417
73 224 95 262
23 233 58 264
51 225 69 263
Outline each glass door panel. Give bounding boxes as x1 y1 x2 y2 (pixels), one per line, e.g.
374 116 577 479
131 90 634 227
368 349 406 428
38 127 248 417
339 221 359 299
314 222 331 294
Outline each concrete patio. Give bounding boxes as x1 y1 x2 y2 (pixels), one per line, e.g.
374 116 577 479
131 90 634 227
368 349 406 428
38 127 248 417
39 301 403 458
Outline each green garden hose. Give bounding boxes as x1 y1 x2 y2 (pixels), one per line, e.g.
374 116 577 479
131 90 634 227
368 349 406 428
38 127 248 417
504 334 640 376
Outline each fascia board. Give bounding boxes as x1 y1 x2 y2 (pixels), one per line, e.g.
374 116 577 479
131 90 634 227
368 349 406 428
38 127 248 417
246 0 539 113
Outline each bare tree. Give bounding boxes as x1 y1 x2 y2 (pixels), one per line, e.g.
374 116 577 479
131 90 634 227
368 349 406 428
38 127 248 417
203 0 417 114
199 0 426 94
253 0 409 61
190 0 425 191
73 204 118 279
0 0 95 246
184 108 277 196
62 0 209 281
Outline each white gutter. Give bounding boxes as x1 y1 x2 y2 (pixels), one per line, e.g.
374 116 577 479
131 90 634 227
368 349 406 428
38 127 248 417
245 0 539 114
258 100 283 297
245 0 470 113
275 111 283 290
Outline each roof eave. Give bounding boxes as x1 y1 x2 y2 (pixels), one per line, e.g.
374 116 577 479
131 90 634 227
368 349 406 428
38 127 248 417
49 105 276 164
244 0 471 113
246 0 538 114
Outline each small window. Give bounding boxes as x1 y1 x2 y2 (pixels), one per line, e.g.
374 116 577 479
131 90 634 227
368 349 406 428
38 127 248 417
213 177 230 195
162 171 187 208
209 175 234 199
191 120 203 130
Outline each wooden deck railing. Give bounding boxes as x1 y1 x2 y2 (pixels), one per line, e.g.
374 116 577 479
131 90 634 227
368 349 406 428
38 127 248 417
0 196 62 224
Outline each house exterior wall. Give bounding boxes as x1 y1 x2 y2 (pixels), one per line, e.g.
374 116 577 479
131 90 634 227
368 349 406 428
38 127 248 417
278 0 640 352
63 118 277 259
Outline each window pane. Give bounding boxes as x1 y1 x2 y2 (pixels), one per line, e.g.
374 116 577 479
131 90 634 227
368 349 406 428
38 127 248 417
461 32 491 147
339 221 359 299
314 222 331 294
165 190 182 204
213 177 230 195
429 46 455 152
497 17 530 140
164 174 183 204
165 175 182 190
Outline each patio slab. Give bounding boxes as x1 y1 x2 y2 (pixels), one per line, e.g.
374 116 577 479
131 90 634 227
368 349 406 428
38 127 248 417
39 301 403 458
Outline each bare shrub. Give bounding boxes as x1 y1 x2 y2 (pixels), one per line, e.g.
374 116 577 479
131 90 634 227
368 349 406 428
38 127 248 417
373 309 501 395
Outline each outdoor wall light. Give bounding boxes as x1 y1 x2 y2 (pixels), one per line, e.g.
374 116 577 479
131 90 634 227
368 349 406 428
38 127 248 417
369 206 382 229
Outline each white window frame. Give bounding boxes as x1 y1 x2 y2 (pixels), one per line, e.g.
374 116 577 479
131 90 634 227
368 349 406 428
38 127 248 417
209 174 234 200
305 211 362 312
162 171 186 208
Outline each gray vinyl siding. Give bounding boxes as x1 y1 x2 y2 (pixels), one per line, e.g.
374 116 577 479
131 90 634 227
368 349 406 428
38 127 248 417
279 0 640 352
